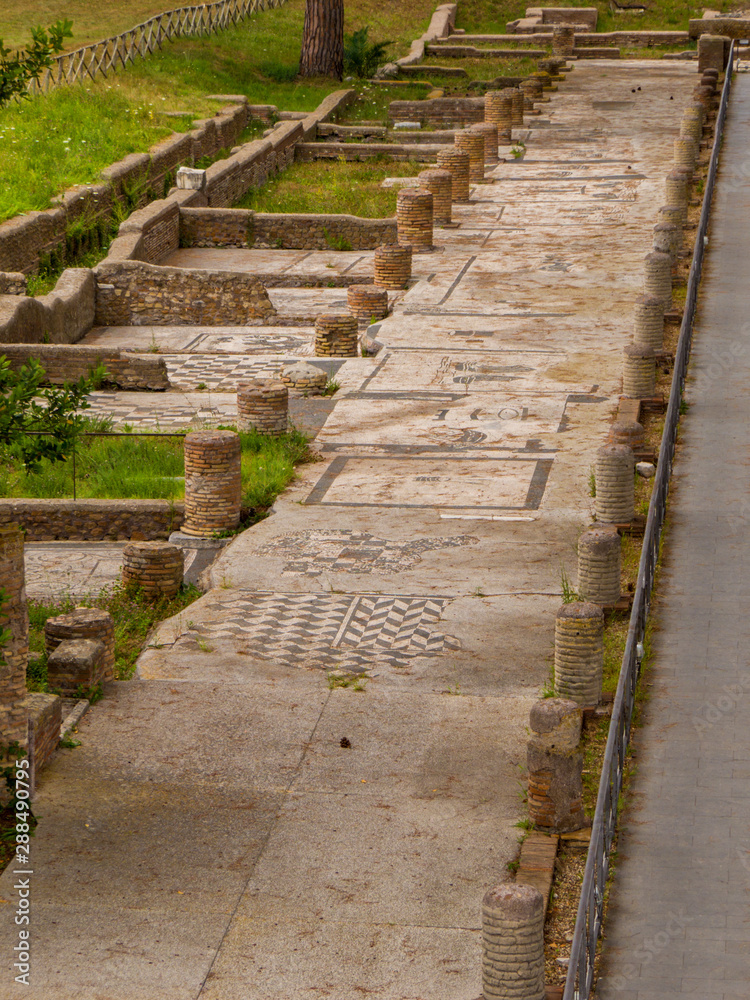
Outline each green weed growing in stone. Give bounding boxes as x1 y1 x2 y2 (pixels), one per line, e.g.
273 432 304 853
560 566 580 604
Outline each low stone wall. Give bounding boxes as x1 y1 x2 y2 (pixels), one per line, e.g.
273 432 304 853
25 693 61 784
0 499 185 541
0 344 170 390
295 142 443 162
389 96 486 126
689 17 747 39
180 207 397 250
0 269 94 345
396 3 457 68
94 260 276 326
0 273 26 295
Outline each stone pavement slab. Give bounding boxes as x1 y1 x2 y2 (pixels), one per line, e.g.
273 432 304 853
596 75 750 1000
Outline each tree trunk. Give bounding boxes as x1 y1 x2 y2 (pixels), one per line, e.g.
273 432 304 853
299 0 344 79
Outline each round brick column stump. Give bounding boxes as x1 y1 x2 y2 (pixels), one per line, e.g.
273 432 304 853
455 129 485 183
595 444 635 525
237 379 288 436
481 884 545 1000
314 312 359 357
665 170 688 225
554 601 604 707
577 524 621 606
510 87 525 128
122 542 184 600
552 24 575 57
623 343 656 399
702 68 719 88
608 418 645 452
373 243 412 289
532 70 553 90
693 85 714 115
653 221 681 260
520 77 542 109
658 204 686 232
417 168 453 224
643 251 672 310
0 524 28 744
527 698 586 832
436 148 471 202
470 122 499 164
633 293 664 350
397 187 434 251
183 430 242 538
674 136 698 174
45 608 115 683
347 283 389 322
680 107 703 143
280 361 327 395
484 89 514 143
698 34 727 74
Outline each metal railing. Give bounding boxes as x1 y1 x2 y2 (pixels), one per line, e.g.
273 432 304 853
563 43 736 1000
29 0 287 95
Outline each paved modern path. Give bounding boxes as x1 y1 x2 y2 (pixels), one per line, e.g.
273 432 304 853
596 74 750 1000
0 61 696 1000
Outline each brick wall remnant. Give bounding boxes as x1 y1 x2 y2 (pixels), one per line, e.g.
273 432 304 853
698 33 728 73
347 284 389 322
94 261 275 326
577 524 621 606
417 169 453 224
182 431 242 538
435 149 471 202
0 524 28 745
0 498 183 541
454 129 485 183
397 188 434 252
595 444 635 525
25 692 61 784
527 698 586 832
554 601 604 707
122 541 184 599
46 639 106 695
315 313 359 357
0 268 94 345
45 608 115 683
389 96 486 128
237 380 289 436
373 244 412 289
0 343 169 391
481 884 545 1000
552 24 576 57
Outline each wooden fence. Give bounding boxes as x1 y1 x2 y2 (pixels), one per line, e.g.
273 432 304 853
30 0 288 94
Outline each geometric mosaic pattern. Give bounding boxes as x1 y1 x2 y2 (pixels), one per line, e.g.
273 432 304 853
164 354 302 391
197 593 460 671
257 530 479 577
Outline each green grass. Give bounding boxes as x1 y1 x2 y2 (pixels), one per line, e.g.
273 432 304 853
455 0 734 33
27 582 203 685
420 55 540 84
0 422 315 515
235 157 424 216
341 82 432 123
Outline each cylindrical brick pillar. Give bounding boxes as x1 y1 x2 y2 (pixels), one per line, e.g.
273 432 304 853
237 379 288 436
510 87 524 128
680 107 703 143
347 283 389 321
470 122 499 164
0 525 28 744
665 170 688 225
701 68 719 88
455 128 485 183
280 361 328 395
417 168 453 223
520 77 542 110
693 85 714 115
607 418 645 452
122 542 184 600
674 136 698 174
183 430 242 537
532 70 553 90
623 343 656 399
397 187 434 251
45 608 115 683
653 221 681 260
554 602 604 707
314 312 359 357
595 444 635 525
527 698 586 832
484 88 514 143
644 250 672 310
436 148 471 203
698 34 727 74
659 204 686 231
633 293 664 350
577 524 621 606
482 884 545 1000
552 24 575 57
373 243 412 289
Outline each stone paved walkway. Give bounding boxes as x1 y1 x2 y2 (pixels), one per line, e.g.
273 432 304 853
596 75 750 1000
0 61 696 1000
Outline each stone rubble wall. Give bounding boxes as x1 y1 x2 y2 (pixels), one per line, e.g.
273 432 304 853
0 343 170 391
94 260 276 326
0 269 95 345
0 499 186 541
179 207 397 250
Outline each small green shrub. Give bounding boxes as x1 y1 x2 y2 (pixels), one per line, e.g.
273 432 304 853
343 27 392 79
